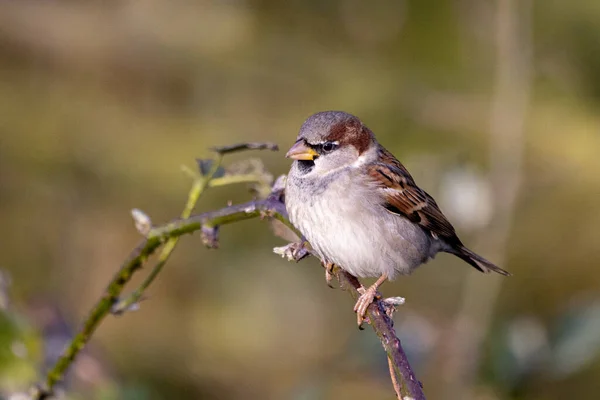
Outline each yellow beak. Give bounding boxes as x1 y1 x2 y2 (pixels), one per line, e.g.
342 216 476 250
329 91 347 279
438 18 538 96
285 141 318 160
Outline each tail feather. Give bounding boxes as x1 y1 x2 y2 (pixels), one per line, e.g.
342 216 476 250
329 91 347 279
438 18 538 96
450 246 511 276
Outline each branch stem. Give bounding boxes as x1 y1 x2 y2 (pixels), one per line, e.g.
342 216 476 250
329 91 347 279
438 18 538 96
36 196 288 398
34 169 424 399
208 173 268 187
112 155 223 314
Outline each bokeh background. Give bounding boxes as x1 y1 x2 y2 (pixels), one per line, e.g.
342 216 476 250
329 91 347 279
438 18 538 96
1 0 600 399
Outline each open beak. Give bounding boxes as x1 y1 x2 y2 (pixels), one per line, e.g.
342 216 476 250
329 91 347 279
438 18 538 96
285 141 318 160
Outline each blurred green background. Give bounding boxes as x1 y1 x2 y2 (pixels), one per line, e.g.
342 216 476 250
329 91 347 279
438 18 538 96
1 0 600 399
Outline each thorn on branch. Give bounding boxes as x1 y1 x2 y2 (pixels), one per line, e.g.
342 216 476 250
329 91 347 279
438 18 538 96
210 142 279 155
201 225 220 249
131 209 153 236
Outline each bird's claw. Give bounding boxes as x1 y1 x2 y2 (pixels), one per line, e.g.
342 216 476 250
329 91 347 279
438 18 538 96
259 210 275 220
353 286 382 328
323 261 335 288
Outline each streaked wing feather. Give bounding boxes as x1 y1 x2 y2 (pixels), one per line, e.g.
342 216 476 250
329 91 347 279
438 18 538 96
367 148 462 246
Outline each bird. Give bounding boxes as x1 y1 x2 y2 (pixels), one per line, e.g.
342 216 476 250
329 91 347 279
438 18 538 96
284 111 510 326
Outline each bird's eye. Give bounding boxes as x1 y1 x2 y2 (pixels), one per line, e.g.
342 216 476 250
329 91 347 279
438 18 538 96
322 141 336 152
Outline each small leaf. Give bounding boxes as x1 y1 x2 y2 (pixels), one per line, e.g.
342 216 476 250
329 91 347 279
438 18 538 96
201 225 219 249
195 159 226 178
131 209 152 236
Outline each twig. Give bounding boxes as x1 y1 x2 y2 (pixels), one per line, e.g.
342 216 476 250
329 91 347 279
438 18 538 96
388 356 403 399
336 270 425 399
275 243 423 398
32 147 425 399
210 142 279 154
32 143 279 398
209 174 270 187
145 198 426 398
34 236 163 398
33 197 289 398
111 156 223 315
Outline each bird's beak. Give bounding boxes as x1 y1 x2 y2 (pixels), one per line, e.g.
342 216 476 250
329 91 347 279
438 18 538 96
285 141 318 160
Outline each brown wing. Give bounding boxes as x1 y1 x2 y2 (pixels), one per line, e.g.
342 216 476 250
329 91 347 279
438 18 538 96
367 147 511 276
367 147 463 247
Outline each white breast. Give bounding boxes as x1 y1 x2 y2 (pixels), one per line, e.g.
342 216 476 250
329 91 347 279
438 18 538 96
286 165 438 280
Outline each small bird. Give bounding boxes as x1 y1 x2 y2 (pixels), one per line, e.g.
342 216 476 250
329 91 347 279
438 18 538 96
285 111 510 326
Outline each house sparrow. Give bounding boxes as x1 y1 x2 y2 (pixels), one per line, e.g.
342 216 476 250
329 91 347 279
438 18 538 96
285 111 510 326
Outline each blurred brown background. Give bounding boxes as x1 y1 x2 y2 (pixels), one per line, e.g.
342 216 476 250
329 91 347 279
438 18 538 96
1 0 600 399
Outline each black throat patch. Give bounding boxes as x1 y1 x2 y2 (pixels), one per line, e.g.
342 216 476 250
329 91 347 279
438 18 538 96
296 159 315 174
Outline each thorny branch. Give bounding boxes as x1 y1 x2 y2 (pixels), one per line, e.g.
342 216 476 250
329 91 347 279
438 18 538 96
30 143 425 400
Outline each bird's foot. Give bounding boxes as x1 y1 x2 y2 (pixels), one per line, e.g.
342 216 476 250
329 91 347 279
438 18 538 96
323 261 335 288
353 285 382 328
273 241 310 262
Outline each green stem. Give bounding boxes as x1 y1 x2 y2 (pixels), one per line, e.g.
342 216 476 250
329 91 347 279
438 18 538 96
208 174 268 187
111 155 223 315
38 194 286 397
41 156 222 395
40 237 162 396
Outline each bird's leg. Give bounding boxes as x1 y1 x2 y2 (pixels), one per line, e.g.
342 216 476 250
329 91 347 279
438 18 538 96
353 274 388 327
322 261 335 288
